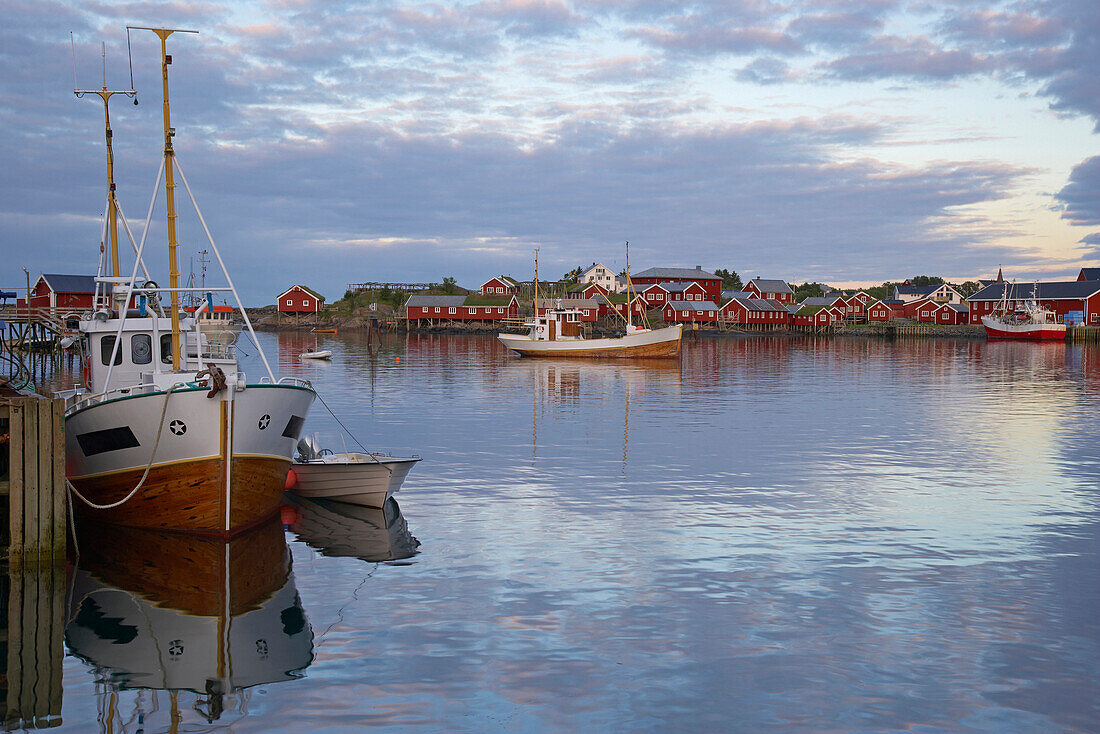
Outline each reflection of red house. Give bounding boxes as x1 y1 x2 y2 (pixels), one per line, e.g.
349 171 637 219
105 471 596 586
277 285 325 313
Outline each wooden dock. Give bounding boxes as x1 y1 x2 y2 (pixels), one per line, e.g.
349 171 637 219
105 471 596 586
1 395 67 567
0 393 66 728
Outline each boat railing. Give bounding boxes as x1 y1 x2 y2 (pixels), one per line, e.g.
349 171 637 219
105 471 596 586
66 379 199 413
259 375 314 389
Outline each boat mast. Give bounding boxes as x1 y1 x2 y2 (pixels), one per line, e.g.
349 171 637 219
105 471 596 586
131 26 198 369
534 248 539 316
74 43 136 279
625 240 632 329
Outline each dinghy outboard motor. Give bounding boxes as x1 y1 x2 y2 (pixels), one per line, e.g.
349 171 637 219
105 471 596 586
296 435 322 462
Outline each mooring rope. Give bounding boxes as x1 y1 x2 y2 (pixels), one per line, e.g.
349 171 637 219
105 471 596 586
67 383 184 511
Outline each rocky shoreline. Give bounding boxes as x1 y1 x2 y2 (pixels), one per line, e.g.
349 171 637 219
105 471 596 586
247 309 987 339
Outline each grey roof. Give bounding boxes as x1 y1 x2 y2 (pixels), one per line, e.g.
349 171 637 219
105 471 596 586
1080 268 1100 281
535 297 597 308
666 299 718 310
944 303 969 312
661 281 701 293
749 278 794 294
798 296 845 308
967 281 1100 302
405 295 468 308
784 303 801 313
721 289 751 300
725 297 785 312
40 274 98 294
895 284 940 297
633 266 719 280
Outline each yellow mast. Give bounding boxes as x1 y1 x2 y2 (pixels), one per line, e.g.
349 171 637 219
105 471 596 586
131 26 198 369
75 43 135 278
625 240 631 329
533 248 539 315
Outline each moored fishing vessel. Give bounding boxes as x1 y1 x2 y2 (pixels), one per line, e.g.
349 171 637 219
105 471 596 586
60 27 315 535
498 244 682 358
981 282 1067 341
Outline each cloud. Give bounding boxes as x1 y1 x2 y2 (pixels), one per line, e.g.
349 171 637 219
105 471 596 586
787 11 884 48
1057 155 1100 227
822 35 994 81
736 57 796 85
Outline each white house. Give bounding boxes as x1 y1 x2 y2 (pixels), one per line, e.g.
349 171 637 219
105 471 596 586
581 263 618 293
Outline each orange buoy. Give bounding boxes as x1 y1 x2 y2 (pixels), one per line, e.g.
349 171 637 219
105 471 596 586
395 357 400 363
280 505 298 525
284 467 297 490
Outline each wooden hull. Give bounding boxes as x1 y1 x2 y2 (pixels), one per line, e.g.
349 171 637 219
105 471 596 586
70 456 290 535
982 316 1066 341
66 383 316 536
498 325 682 359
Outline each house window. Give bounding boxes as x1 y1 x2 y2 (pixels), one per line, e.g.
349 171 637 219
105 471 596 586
449 307 457 314
434 307 440 313
286 299 293 306
303 299 310 307
583 310 590 316
497 308 503 314
682 310 688 317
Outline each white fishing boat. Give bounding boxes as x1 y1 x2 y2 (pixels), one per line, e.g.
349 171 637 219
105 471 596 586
59 28 315 535
982 281 1067 341
300 348 333 360
287 437 420 508
498 243 682 358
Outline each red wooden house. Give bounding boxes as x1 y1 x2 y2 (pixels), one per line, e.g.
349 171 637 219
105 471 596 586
18 274 99 313
1078 268 1100 281
661 281 709 302
663 299 718 323
865 299 905 322
632 267 723 301
744 278 795 304
907 298 939 322
933 303 969 325
277 285 325 313
406 294 519 322
720 297 790 327
602 294 648 320
568 281 609 302
479 276 519 296
640 283 672 307
790 305 835 328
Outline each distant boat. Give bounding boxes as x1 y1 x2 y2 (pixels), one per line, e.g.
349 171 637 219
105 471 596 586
982 282 1066 341
310 327 337 334
498 242 682 359
288 437 420 507
300 348 333 360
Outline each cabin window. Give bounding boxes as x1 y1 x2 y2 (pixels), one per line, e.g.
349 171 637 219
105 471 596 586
682 310 688 317
303 299 310 307
286 299 293 306
100 336 123 366
582 310 590 316
434 307 440 313
448 307 456 314
160 334 173 364
131 334 152 365
497 308 504 314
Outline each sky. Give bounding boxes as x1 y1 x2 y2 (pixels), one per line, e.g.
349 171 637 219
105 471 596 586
1 0 1099 304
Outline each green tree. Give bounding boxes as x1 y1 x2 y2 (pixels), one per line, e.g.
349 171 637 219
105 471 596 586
562 266 583 282
441 276 458 294
954 280 980 298
909 275 945 286
713 268 743 290
791 282 825 300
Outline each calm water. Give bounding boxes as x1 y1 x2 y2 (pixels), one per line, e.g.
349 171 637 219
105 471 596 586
30 333 1100 732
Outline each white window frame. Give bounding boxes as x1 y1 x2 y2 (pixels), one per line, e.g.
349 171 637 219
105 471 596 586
434 307 440 313
303 299 310 307
448 307 456 314
286 299 293 306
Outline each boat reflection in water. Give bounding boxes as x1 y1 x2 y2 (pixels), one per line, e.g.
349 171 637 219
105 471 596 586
283 496 420 563
66 518 313 729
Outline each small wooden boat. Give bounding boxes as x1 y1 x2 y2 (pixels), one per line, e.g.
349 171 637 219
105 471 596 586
287 439 420 507
310 327 337 334
300 348 333 360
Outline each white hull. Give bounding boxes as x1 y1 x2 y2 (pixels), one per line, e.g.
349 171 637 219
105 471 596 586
290 454 419 507
300 350 333 360
981 315 1066 340
498 324 682 357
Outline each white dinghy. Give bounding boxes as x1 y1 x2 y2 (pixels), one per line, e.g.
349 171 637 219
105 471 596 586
287 437 420 508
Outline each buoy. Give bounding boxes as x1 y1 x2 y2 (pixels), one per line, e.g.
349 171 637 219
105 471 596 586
395 357 400 363
284 467 297 490
280 506 297 526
